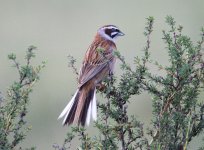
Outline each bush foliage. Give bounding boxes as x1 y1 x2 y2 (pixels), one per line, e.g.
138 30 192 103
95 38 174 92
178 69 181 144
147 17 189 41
0 16 203 150
57 16 204 150
0 46 45 150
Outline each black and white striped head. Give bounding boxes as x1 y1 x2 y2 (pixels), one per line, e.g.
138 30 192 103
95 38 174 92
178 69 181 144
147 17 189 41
98 25 125 42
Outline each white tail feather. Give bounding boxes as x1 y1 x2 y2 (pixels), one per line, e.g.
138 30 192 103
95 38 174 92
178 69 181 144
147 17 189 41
58 88 97 126
58 89 79 124
86 100 92 126
92 88 97 121
86 88 97 126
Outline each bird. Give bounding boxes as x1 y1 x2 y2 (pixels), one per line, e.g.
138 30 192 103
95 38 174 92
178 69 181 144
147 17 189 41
58 25 124 126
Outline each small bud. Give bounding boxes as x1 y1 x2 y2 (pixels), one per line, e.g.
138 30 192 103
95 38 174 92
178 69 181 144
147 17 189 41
8 53 16 60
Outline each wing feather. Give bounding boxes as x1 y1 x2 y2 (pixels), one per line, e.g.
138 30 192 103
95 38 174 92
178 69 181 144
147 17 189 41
78 40 116 87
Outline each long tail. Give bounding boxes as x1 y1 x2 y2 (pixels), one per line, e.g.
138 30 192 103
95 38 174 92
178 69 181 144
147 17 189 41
58 87 97 126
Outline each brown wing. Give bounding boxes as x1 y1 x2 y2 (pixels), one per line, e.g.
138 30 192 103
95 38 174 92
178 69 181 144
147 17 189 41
78 40 116 88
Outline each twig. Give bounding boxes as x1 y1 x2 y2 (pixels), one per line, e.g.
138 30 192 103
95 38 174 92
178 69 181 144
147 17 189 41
67 55 79 80
160 92 176 117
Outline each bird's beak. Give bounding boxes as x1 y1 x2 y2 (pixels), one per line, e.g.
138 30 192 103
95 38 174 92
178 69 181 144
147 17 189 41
118 31 125 36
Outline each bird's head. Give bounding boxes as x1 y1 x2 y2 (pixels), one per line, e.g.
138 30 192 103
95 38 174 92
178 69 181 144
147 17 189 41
97 25 125 42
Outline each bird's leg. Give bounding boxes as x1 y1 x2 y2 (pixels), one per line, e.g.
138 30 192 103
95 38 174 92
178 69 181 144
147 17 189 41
108 71 114 84
96 83 106 91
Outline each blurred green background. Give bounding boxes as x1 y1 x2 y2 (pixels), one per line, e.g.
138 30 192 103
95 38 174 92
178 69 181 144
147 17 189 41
0 0 204 149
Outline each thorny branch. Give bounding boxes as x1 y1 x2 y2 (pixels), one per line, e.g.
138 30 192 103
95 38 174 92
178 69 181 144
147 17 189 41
0 46 44 149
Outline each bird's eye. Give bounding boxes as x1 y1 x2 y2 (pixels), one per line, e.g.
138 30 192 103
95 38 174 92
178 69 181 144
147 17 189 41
114 28 120 32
